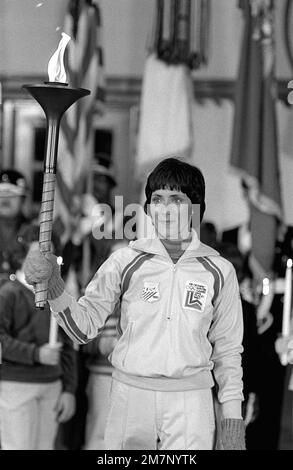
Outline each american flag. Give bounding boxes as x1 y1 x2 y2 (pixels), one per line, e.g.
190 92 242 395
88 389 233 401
230 0 282 281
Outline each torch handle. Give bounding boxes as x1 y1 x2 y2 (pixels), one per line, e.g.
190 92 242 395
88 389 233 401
36 172 56 309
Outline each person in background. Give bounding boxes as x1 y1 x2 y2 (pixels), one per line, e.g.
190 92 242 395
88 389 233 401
24 157 245 450
0 224 77 450
209 221 291 449
248 235 290 450
201 224 260 442
0 169 30 285
0 168 62 281
62 158 117 288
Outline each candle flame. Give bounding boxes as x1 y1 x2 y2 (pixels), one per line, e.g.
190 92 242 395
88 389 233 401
287 258 293 269
47 32 71 83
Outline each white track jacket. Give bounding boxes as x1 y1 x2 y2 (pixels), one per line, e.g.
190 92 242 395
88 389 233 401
49 231 244 403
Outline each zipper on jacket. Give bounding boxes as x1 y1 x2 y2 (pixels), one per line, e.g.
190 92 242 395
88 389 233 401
166 263 177 320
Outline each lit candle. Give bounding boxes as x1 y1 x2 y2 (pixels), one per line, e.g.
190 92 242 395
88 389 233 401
49 313 58 346
281 258 293 365
257 277 274 334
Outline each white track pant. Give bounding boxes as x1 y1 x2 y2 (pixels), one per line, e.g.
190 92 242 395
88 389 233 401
104 379 216 450
85 372 112 450
0 380 62 450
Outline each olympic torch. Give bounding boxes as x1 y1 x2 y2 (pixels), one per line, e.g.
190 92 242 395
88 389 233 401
23 33 90 309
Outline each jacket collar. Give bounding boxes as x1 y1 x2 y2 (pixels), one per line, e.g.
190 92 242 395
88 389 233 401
129 229 220 259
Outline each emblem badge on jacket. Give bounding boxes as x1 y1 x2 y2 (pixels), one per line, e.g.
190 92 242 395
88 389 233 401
141 282 160 302
183 281 208 311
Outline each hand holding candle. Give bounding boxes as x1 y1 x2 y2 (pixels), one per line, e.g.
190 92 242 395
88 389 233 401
281 258 293 365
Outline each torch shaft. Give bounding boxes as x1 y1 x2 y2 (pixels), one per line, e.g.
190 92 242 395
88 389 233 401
36 117 60 309
35 172 56 308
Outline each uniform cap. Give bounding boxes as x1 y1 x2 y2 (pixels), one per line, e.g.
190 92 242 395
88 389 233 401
0 169 27 197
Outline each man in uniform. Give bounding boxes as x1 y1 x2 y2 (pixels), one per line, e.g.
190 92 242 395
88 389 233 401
0 169 30 284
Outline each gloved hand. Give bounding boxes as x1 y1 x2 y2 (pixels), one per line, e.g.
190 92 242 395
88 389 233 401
23 250 65 300
219 418 246 450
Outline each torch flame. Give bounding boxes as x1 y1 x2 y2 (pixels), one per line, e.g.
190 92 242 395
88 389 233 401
48 32 71 83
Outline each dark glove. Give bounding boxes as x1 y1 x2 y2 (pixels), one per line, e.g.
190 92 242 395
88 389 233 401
24 250 65 300
219 418 246 450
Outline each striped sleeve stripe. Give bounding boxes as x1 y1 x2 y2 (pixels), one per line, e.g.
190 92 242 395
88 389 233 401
112 302 123 338
59 307 89 344
117 253 154 336
118 254 150 338
203 256 224 289
197 257 223 305
121 253 154 297
121 253 147 285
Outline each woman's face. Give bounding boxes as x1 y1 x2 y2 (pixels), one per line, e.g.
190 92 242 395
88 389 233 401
0 195 23 218
149 188 192 240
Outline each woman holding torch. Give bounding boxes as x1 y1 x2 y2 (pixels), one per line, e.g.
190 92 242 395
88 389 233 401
23 158 245 450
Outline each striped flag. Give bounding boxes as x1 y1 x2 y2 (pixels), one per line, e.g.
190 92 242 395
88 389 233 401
54 0 105 246
230 0 282 280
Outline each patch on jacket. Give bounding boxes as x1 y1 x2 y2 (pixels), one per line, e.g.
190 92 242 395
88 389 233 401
141 282 160 302
183 281 208 311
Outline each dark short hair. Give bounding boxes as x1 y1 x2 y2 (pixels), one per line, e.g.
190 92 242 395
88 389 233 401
144 158 206 221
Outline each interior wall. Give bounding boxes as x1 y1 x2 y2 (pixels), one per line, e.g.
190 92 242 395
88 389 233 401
0 0 68 76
